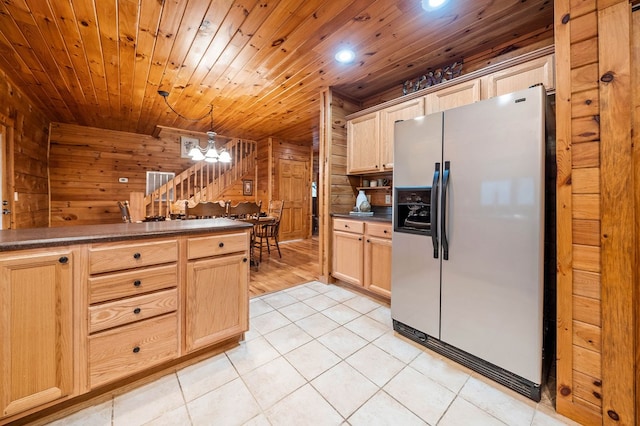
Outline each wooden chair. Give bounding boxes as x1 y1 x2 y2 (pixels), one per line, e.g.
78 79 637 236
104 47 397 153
184 201 228 219
117 200 132 223
228 201 261 220
254 200 284 261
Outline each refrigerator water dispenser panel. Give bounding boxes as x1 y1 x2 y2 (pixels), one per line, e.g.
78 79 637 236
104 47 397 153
394 187 431 235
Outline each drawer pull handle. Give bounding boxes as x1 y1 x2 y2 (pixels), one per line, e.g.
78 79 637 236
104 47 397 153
133 308 141 314
367 239 370 243
383 229 388 233
58 256 69 264
132 346 140 354
133 252 141 259
344 224 348 228
219 242 224 248
358 237 362 241
133 280 141 287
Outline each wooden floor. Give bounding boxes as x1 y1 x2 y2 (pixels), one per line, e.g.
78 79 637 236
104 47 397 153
249 236 320 298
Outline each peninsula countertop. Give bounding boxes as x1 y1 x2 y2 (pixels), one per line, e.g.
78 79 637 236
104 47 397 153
0 218 253 251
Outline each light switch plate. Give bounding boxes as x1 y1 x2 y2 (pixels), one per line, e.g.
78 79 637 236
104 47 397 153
385 194 391 204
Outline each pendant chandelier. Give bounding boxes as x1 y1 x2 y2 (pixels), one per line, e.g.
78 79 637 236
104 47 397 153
157 90 231 163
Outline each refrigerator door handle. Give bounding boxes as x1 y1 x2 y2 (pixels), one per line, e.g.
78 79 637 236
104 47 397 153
441 161 450 260
430 162 440 258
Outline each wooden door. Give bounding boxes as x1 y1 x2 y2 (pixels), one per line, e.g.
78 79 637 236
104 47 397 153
277 158 309 241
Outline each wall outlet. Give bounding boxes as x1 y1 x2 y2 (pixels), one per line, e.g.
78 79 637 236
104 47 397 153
119 177 128 183
385 194 391 204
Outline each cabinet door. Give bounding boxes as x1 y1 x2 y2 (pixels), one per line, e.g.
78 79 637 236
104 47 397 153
347 112 380 174
185 253 249 352
364 235 392 298
486 54 554 98
332 230 364 286
379 98 425 170
0 251 74 417
426 78 481 114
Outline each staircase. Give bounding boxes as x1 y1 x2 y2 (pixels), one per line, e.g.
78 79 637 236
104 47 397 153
143 138 257 217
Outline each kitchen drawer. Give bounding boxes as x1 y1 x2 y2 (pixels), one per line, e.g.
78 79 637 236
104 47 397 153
333 218 364 234
89 240 177 274
89 289 178 333
366 222 392 239
89 313 178 388
187 232 248 260
89 264 177 303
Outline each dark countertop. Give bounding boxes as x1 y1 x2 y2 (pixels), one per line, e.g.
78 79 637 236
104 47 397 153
331 213 392 223
0 218 253 252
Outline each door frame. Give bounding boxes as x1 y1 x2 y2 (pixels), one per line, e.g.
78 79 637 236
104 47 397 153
0 113 15 229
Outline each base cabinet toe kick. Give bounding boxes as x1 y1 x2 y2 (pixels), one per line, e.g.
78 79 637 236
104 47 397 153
0 220 251 424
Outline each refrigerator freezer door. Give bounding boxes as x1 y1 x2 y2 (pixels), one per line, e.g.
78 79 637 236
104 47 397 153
439 86 546 383
391 113 443 338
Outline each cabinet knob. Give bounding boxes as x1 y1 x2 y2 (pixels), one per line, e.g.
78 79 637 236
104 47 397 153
219 242 224 248
132 346 140 354
133 308 141 315
358 237 362 241
133 252 141 259
345 224 349 228
58 256 69 264
133 280 141 287
367 239 370 243
383 229 388 234
243 257 248 263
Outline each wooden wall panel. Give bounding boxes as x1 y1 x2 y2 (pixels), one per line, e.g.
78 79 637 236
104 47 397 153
0 69 51 229
556 1 636 424
49 123 255 226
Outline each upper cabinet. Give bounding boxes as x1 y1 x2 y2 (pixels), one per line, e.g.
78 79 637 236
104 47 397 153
348 98 424 174
346 51 555 176
379 97 425 170
425 78 481 114
347 112 380 174
485 54 554 98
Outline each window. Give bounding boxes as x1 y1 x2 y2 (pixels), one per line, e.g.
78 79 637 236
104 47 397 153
146 171 175 201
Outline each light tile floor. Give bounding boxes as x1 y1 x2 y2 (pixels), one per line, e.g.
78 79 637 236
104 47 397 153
48 281 580 426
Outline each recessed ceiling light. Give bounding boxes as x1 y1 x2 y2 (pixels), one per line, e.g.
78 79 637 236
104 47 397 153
422 0 447 11
335 49 356 64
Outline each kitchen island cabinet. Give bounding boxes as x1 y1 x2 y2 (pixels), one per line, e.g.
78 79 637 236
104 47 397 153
0 219 252 425
0 248 75 418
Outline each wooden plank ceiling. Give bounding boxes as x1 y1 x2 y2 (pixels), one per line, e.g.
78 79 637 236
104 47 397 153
0 0 553 144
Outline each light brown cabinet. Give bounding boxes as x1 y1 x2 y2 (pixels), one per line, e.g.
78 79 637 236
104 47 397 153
485 54 554 98
425 78 482 114
0 249 75 417
87 238 179 389
185 232 249 352
347 112 380 174
363 222 392 298
332 218 392 298
379 97 425 170
332 218 365 286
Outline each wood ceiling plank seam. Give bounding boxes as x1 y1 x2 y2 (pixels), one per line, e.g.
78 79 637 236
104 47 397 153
181 2 370 131
158 0 255 130
163 0 274 131
199 0 395 131
117 0 140 128
94 0 122 130
71 0 111 126
0 54 62 122
25 0 89 108
463 25 553 64
46 0 99 112
333 1 552 95
128 0 164 133
133 0 189 134
0 2 77 120
337 5 554 98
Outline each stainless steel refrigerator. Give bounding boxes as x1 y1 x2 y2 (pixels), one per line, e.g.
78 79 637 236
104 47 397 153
391 86 546 401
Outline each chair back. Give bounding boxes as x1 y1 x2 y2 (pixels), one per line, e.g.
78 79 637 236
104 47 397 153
117 201 132 223
229 201 261 219
184 201 228 219
268 200 285 222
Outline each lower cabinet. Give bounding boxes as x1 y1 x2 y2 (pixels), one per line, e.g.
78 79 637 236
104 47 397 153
186 253 249 352
332 218 392 298
364 222 392 298
185 232 250 353
0 249 75 417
